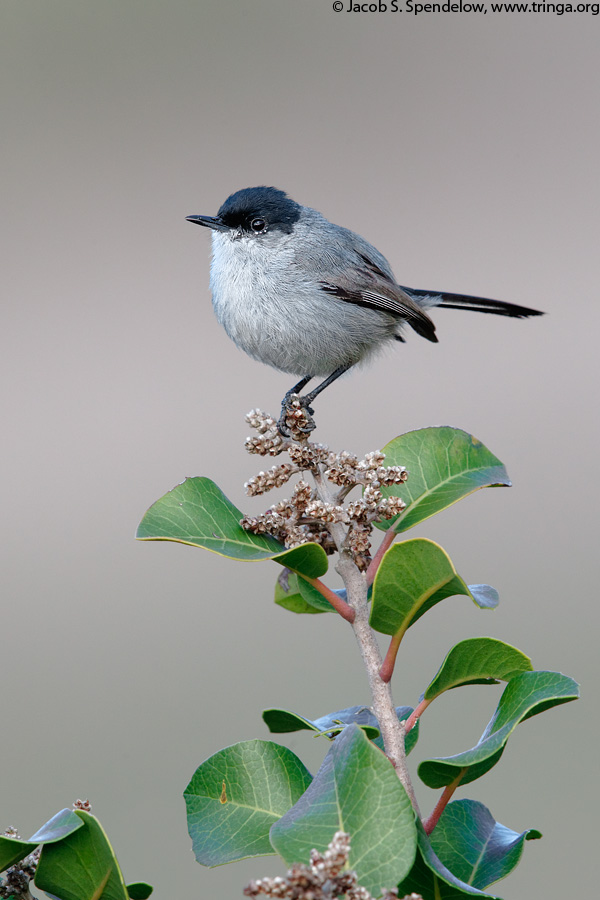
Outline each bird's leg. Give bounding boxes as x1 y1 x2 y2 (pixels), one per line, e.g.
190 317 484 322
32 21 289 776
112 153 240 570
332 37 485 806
302 365 352 406
278 367 351 436
282 375 313 407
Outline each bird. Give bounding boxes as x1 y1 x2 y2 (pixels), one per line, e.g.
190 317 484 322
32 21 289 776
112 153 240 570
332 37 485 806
187 186 543 433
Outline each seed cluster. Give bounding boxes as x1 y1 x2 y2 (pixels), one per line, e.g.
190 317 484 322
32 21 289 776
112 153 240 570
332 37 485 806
244 830 421 900
241 410 408 570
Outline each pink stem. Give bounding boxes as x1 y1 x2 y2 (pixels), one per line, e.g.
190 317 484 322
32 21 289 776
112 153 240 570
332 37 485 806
301 575 355 623
379 632 402 683
404 697 431 733
422 771 466 835
366 524 397 586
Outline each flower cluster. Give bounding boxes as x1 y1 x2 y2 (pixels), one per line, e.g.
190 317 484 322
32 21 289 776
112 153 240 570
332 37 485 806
244 830 421 900
241 481 337 554
240 410 408 570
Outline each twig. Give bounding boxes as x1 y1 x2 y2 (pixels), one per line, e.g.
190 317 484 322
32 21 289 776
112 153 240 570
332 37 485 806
311 466 421 817
404 697 431 734
366 522 398 586
298 574 355 622
422 771 466 835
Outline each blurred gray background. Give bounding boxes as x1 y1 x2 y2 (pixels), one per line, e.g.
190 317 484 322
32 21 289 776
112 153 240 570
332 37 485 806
2 1 597 897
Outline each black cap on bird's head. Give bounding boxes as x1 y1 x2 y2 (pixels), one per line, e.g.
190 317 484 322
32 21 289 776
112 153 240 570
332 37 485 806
187 186 301 236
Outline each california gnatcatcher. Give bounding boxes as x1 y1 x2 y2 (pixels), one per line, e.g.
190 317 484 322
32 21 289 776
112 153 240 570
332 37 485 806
187 186 543 432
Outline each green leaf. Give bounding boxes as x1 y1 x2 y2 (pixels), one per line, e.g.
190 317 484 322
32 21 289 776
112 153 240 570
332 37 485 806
0 837 39 873
274 570 334 615
375 427 511 533
0 809 84 874
137 477 328 576
270 725 417 896
424 638 533 701
419 670 579 788
262 706 379 741
370 540 492 639
34 810 130 900
274 570 322 615
126 883 154 899
430 799 541 890
275 545 329 579
184 740 312 866
262 705 419 755
398 821 501 899
29 808 85 844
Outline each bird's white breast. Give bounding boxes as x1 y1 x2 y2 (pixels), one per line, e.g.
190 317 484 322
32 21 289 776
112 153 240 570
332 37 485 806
208 230 397 376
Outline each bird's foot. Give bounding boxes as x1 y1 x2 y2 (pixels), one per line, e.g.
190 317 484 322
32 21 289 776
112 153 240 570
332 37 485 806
278 393 316 438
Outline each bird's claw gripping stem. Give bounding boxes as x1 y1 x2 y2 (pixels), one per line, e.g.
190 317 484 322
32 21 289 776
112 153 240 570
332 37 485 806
278 392 317 437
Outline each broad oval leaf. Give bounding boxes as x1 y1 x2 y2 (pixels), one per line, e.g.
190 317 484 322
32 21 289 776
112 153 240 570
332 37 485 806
375 427 511 533
398 821 501 899
262 705 419 755
34 810 130 900
430 799 541 890
424 638 533 701
370 540 491 639
419 670 579 788
184 740 312 866
270 725 417 897
137 477 328 576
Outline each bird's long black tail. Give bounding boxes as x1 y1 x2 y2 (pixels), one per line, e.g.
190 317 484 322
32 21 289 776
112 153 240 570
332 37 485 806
405 288 544 319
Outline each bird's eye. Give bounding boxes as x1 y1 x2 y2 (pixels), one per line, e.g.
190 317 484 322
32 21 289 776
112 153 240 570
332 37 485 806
250 217 267 233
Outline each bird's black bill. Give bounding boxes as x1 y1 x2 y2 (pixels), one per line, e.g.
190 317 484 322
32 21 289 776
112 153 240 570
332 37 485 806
186 214 229 232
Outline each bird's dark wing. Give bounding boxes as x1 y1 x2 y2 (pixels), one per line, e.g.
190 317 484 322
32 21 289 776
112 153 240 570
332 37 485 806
292 217 438 341
320 276 438 343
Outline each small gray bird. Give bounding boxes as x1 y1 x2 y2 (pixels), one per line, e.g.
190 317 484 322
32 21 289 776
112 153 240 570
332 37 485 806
187 186 543 432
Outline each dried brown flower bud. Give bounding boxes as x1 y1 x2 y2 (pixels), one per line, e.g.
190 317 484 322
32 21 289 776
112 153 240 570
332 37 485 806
305 499 348 524
245 433 285 457
346 887 372 900
379 466 408 485
362 484 383 510
346 499 369 521
245 409 278 432
376 496 407 520
288 441 330 468
292 480 314 512
360 450 386 469
245 464 296 496
346 523 372 570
